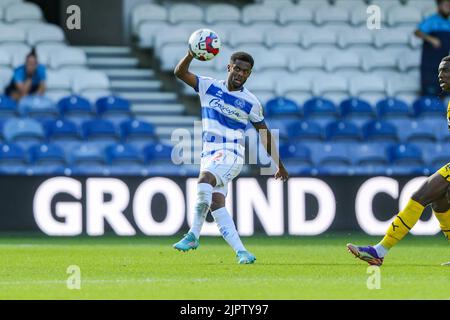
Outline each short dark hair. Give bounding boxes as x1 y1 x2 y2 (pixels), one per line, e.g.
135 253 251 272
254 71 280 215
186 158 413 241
230 51 254 68
443 55 450 62
27 48 37 60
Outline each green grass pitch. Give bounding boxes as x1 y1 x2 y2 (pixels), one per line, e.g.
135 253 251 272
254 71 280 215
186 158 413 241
0 234 448 299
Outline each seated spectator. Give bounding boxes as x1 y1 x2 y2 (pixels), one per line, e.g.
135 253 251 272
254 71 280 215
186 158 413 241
414 0 450 97
5 49 46 101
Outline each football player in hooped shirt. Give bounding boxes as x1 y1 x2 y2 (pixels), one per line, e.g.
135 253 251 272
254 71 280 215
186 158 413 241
173 49 289 264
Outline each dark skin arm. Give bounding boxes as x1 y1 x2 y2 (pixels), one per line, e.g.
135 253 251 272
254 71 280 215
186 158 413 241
414 29 441 49
252 120 289 181
174 50 197 89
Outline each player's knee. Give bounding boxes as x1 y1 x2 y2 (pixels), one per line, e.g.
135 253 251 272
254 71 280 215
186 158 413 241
210 201 224 212
411 188 433 206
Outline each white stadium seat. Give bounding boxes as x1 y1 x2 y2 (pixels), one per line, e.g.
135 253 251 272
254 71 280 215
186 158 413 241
213 46 233 72
370 0 402 10
0 24 26 43
298 0 330 10
11 20 47 32
137 21 169 49
153 26 193 52
407 0 437 12
27 24 65 46
373 28 410 48
0 0 22 8
386 74 420 97
0 49 10 66
397 49 421 72
361 50 399 71
72 70 109 94
253 49 289 72
265 27 301 47
4 2 42 23
312 74 349 97
228 27 265 48
278 6 314 25
334 0 367 8
245 74 276 97
288 48 325 72
158 43 189 72
257 0 294 8
35 43 67 66
301 27 337 48
46 70 72 92
205 4 240 24
0 67 12 91
131 3 167 35
49 48 87 70
387 6 422 27
314 6 350 25
241 4 278 25
275 73 312 96
349 74 386 103
324 51 361 72
168 4 204 24
337 26 374 48
0 43 30 67
350 5 374 26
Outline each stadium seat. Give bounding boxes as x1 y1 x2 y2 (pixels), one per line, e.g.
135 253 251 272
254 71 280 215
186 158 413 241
353 143 389 166
413 96 446 118
423 143 450 168
154 26 194 52
0 142 25 165
3 117 45 148
245 74 276 101
278 6 314 25
27 24 65 46
29 143 65 165
288 49 325 71
0 95 17 118
388 143 423 166
373 29 410 48
0 43 31 68
264 97 300 118
46 70 72 97
350 5 376 26
119 119 157 149
386 74 420 98
376 97 412 118
310 142 352 167
241 4 277 24
324 51 361 72
72 71 110 99
264 119 292 140
205 4 240 24
4 2 42 23
337 26 374 48
49 47 87 69
301 27 337 48
18 95 58 120
396 119 438 143
371 0 402 10
168 4 203 24
325 120 362 141
69 143 106 175
105 143 142 166
340 98 374 120
298 0 330 9
58 95 93 123
397 50 420 72
363 120 399 142
312 74 349 104
0 24 26 43
287 120 323 142
280 142 312 166
334 0 367 8
314 6 350 25
0 49 10 67
349 75 386 104
96 95 131 124
81 119 117 143
131 3 167 35
44 119 80 143
137 21 169 49
143 143 174 164
361 50 398 72
275 73 312 97
265 28 301 47
387 5 422 27
252 49 289 72
303 97 339 120
228 27 265 48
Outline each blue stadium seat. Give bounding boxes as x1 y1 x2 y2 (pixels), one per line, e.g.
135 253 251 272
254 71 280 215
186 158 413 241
325 120 362 141
419 143 450 168
29 143 66 166
0 95 17 118
265 97 301 118
81 119 118 145
353 143 389 166
70 144 106 166
388 143 423 166
396 119 438 143
44 119 80 141
279 143 312 166
363 120 398 142
3 118 45 149
287 120 323 142
105 143 142 166
340 97 374 120
0 143 27 174
310 142 351 167
143 143 173 164
119 119 157 149
58 95 94 124
376 97 411 119
264 119 294 141
96 95 132 124
18 95 58 120
303 97 338 126
413 96 446 118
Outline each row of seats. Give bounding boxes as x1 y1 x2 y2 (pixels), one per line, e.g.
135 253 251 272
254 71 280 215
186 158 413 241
0 43 85 69
280 141 449 175
133 1 432 38
0 22 65 47
0 1 43 24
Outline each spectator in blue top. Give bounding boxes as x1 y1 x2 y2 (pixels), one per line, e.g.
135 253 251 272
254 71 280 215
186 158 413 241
5 48 46 101
414 0 450 97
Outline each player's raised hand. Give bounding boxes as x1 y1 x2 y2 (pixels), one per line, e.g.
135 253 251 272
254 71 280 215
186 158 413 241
275 166 289 182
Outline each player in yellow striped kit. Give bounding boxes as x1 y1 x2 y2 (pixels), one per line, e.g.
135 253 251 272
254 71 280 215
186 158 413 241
347 56 450 266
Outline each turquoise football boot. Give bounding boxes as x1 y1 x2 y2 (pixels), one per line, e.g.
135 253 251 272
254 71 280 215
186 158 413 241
236 251 256 264
173 232 199 252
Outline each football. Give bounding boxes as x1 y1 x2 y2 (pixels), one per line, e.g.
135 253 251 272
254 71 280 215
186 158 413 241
188 28 221 61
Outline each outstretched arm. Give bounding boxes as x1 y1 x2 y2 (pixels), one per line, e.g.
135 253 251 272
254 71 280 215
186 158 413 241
174 50 198 89
252 120 289 181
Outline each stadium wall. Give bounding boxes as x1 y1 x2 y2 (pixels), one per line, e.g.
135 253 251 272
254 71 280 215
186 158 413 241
0 175 441 236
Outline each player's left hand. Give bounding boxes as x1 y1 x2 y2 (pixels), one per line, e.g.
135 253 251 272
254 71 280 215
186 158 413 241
275 166 289 182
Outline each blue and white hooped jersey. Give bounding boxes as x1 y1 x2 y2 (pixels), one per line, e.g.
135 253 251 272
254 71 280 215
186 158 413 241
194 75 264 158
